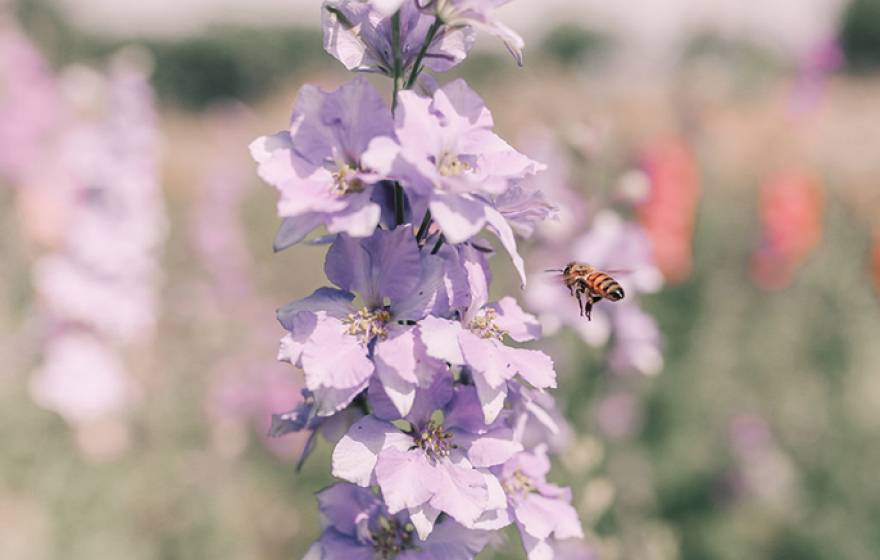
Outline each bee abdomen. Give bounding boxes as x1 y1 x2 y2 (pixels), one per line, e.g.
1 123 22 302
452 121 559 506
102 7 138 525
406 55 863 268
588 272 625 301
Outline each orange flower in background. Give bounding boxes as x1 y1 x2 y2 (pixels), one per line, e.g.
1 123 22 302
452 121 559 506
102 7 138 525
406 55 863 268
751 170 824 290
637 137 701 284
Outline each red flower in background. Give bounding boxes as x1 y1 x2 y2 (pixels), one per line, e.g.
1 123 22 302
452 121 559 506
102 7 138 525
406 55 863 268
637 138 701 284
751 170 824 290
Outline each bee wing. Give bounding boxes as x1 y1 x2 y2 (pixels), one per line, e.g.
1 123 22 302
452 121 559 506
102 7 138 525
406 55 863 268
603 269 633 275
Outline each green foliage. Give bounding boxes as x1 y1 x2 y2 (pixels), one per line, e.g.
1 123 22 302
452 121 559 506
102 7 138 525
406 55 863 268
539 24 610 67
14 0 327 109
841 0 880 71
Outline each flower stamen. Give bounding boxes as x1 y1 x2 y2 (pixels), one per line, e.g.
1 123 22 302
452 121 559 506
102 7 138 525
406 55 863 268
372 515 417 559
437 151 472 177
414 420 455 462
502 469 537 496
468 308 506 340
344 307 392 343
332 163 365 195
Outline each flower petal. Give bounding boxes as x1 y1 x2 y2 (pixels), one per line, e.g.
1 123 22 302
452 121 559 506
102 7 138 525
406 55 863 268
484 204 527 288
428 457 490 528
332 416 411 486
376 448 434 513
420 316 466 365
429 193 488 245
491 296 542 342
504 346 557 390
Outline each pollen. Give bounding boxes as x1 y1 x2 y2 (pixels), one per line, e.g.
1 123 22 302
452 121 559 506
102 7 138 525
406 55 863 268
437 151 472 177
332 163 365 195
372 515 417 558
415 420 455 462
343 307 392 344
468 308 507 340
502 469 537 496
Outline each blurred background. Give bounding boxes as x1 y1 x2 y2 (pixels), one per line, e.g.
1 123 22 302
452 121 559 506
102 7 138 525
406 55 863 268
2 0 880 558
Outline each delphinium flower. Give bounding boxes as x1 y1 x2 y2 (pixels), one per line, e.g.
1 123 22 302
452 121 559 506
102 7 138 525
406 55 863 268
495 445 583 559
363 79 543 284
28 50 166 457
323 0 474 79
420 244 556 422
254 2 588 557
275 225 459 417
250 77 395 250
425 0 526 65
305 482 489 559
0 19 60 186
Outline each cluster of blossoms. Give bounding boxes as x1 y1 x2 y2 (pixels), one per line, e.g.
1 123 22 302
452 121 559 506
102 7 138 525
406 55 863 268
16 45 167 457
253 1 586 557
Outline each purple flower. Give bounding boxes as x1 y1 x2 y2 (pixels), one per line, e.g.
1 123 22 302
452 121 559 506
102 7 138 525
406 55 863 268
332 378 519 538
306 482 490 559
364 79 542 284
0 22 60 185
419 245 556 423
497 445 583 560
277 226 450 416
250 77 395 250
508 381 573 453
268 389 364 469
493 181 558 239
323 0 474 76
431 0 525 65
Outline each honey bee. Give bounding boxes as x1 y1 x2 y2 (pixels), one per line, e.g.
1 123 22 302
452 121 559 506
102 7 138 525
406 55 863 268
547 262 626 320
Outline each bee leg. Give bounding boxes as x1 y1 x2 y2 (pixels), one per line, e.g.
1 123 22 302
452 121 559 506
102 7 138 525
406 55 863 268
585 295 602 321
575 290 584 316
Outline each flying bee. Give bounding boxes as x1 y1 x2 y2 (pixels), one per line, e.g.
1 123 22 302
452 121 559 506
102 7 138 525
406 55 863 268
546 262 626 321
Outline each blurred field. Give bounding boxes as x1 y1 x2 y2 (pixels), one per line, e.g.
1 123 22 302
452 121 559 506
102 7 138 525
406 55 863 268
3 1 880 559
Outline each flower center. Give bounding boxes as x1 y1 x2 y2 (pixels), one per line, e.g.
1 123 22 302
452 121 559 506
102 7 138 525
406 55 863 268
344 307 391 344
372 516 417 559
502 469 537 497
468 308 507 340
332 163 364 195
437 151 472 177
414 420 455 462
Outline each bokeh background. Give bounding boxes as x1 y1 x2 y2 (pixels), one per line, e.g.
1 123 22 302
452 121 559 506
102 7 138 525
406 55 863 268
2 0 880 558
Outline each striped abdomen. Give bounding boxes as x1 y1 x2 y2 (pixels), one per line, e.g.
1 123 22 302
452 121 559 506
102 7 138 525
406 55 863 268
586 271 625 301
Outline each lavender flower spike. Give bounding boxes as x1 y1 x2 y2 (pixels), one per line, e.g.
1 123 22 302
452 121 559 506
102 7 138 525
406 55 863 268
250 77 394 250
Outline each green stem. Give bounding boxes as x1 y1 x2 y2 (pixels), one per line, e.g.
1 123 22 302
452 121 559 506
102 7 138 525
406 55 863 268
391 11 403 113
404 18 443 90
430 235 445 255
416 210 432 242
